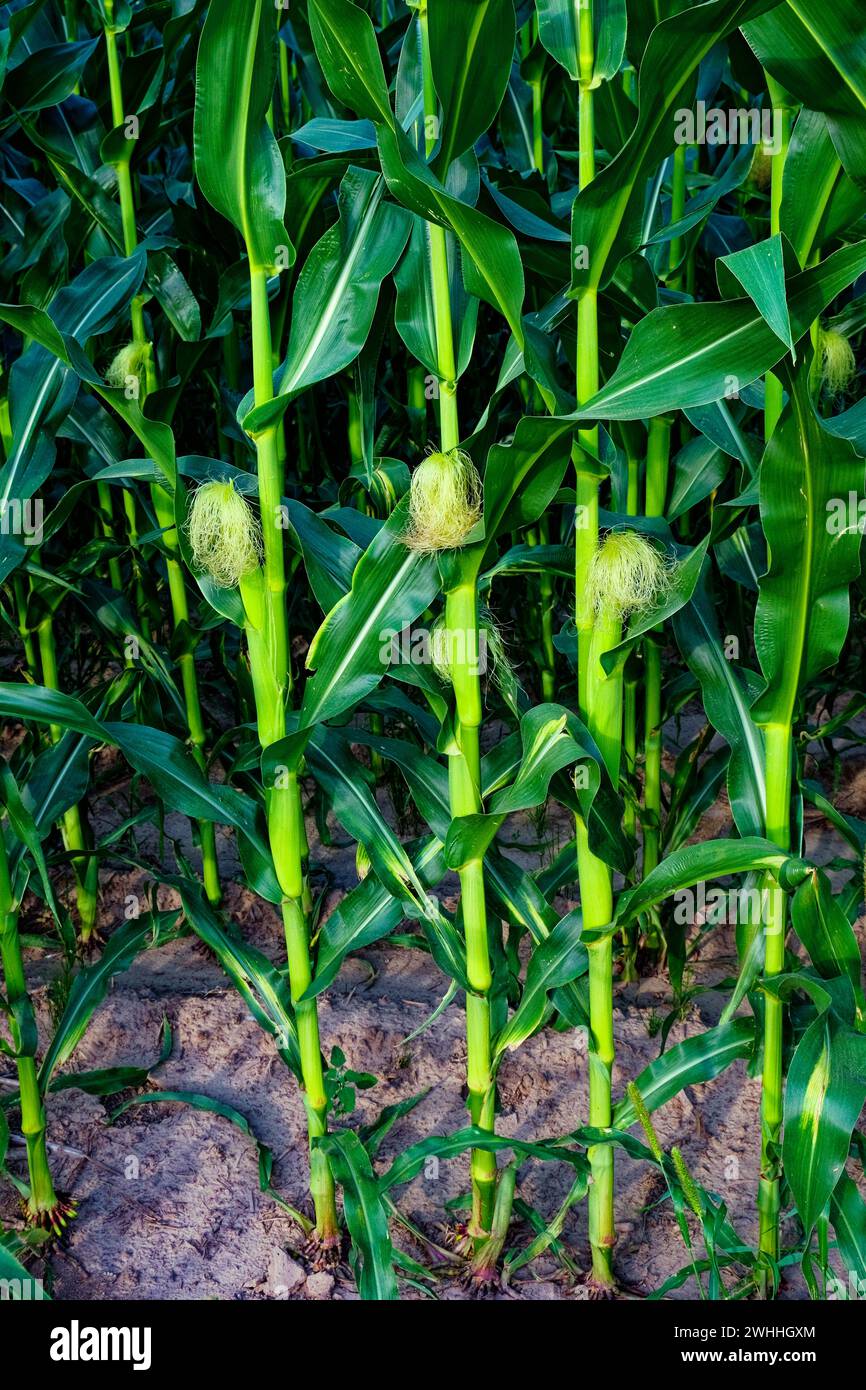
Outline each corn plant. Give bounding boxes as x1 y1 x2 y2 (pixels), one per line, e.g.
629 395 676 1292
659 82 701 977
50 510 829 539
0 0 864 1306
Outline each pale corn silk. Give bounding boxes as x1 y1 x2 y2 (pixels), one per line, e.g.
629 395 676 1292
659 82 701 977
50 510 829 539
818 327 856 396
404 448 481 553
105 341 146 388
187 479 263 588
430 611 514 693
586 529 672 621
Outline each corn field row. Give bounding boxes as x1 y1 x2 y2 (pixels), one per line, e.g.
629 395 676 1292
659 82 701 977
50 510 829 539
0 0 865 1304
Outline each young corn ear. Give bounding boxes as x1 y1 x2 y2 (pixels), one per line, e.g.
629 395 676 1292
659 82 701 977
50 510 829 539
404 449 481 553
186 480 263 588
429 610 514 692
818 326 856 396
105 341 147 389
586 530 672 622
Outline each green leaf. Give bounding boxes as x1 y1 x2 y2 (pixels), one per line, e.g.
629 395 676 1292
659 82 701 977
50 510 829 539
244 170 410 430
110 1090 278 1195
378 1124 590 1192
536 0 625 83
744 0 866 188
429 0 515 172
308 0 394 125
318 1134 400 1295
576 242 866 419
316 1130 398 1301
194 0 290 273
830 1173 866 1285
613 1020 756 1126
377 123 526 339
673 582 766 838
0 685 273 869
39 913 181 1091
0 252 147 576
0 761 65 927
494 908 587 1055
780 109 866 265
717 235 794 356
790 870 865 1023
301 500 440 727
570 0 777 294
489 705 586 815
3 37 99 111
0 1233 49 1299
615 839 792 933
783 1013 866 1235
751 362 866 730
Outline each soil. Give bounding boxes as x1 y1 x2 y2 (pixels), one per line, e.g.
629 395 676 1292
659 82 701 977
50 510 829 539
2 723 865 1302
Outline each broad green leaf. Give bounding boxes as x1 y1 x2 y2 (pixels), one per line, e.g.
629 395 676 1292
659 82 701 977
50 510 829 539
790 870 865 1021
429 0 515 172
301 500 440 727
194 0 290 273
570 0 778 294
306 728 469 989
377 123 525 339
646 143 755 249
3 36 99 110
576 241 866 419
830 1174 866 1285
744 0 866 188
495 909 587 1055
489 705 586 815
394 215 478 381
751 363 866 730
783 1013 866 1235
536 0 626 83
0 252 147 575
0 685 272 867
39 913 181 1091
0 761 65 925
244 169 410 431
317 1130 397 1301
673 582 766 838
615 838 792 932
717 235 793 355
613 1019 756 1126
781 109 866 264
305 839 445 999
479 416 574 551
0 1234 49 1298
308 0 393 124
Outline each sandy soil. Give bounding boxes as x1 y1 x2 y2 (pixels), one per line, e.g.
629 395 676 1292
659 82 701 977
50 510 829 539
2 730 864 1302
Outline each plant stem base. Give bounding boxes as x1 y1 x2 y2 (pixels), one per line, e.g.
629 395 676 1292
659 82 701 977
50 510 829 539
303 1227 343 1269
24 1192 77 1238
578 1269 617 1299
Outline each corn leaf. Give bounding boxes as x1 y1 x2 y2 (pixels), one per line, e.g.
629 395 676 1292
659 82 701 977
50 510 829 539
193 0 290 274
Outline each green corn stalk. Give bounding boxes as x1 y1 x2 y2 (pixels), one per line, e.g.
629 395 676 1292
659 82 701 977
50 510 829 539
642 414 673 880
571 0 619 1293
0 0 865 1309
0 822 68 1232
102 0 220 909
418 0 497 1242
193 0 339 1251
35 609 98 942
